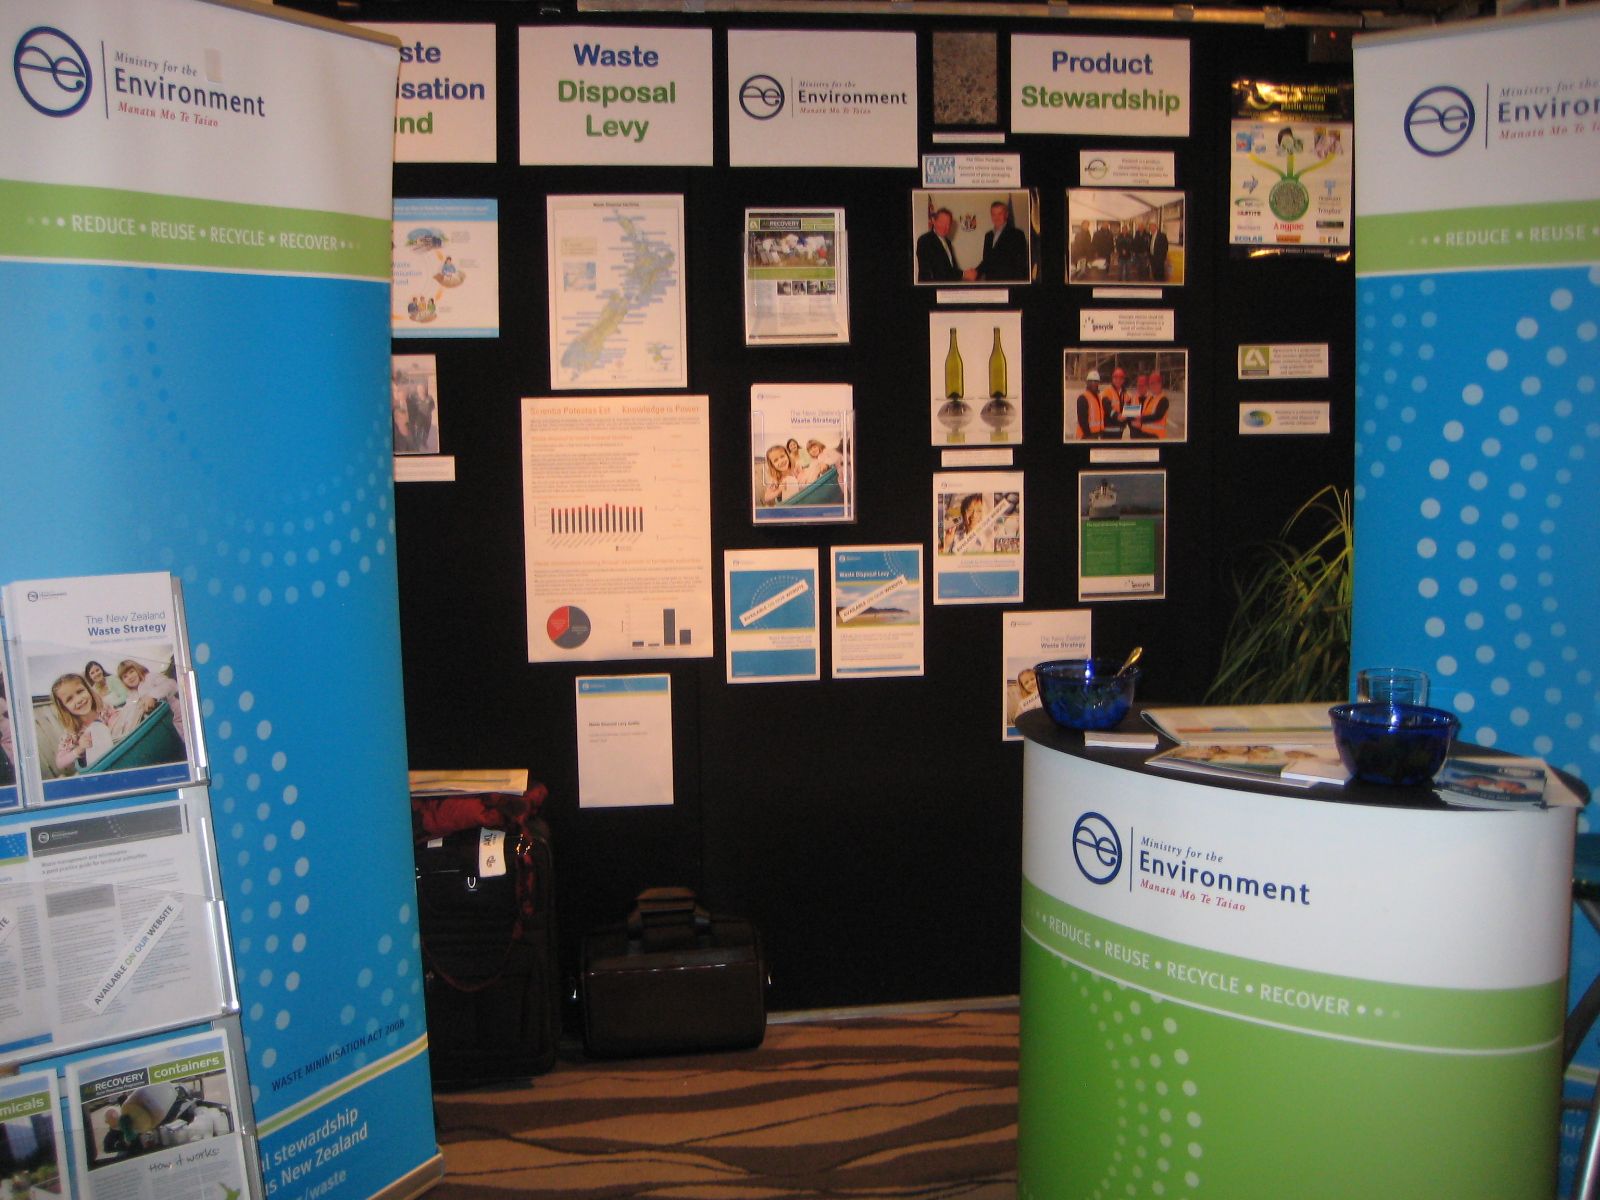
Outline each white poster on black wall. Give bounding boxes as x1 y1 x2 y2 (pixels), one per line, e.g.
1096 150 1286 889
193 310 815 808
727 30 917 168
520 26 714 166
358 23 497 163
1011 34 1190 138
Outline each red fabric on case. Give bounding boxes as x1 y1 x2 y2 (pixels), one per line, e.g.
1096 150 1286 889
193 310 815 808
411 784 547 838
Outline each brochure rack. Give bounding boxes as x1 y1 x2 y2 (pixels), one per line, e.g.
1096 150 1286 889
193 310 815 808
0 573 260 1200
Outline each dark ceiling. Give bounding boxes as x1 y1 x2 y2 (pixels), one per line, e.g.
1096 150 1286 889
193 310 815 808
317 0 1575 33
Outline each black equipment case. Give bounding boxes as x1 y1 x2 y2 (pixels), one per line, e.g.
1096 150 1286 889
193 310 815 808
414 803 560 1088
581 887 766 1058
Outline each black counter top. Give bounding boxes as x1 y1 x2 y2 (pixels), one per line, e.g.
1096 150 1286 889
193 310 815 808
1016 705 1589 812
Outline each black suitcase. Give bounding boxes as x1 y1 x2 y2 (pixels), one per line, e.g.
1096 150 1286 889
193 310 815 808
581 887 766 1058
416 821 560 1087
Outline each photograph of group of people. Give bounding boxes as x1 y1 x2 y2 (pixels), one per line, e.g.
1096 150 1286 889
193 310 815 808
1064 349 1189 443
391 354 441 455
754 435 845 507
747 227 835 271
775 279 837 297
28 647 187 781
1067 189 1186 286
911 189 1037 286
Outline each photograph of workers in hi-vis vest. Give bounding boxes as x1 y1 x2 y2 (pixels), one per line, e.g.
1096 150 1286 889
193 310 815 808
1062 348 1189 444
1066 188 1186 287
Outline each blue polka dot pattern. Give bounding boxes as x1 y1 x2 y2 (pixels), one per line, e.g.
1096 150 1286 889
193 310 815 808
1353 267 1599 798
0 263 423 1117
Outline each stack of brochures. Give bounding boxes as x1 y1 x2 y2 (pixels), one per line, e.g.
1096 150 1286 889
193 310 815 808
0 571 207 809
0 571 251 1200
1433 755 1583 810
1139 702 1346 789
67 1028 251 1199
0 573 229 1066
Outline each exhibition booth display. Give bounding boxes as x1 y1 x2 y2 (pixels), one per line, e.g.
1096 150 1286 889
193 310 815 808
4 1 1590 1197
375 0 1364 1013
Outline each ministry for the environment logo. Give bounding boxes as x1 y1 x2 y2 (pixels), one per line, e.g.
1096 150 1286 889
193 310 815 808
1072 811 1122 885
1404 85 1475 157
739 74 784 120
14 25 92 117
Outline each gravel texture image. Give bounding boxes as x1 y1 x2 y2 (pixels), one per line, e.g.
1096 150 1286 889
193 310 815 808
933 31 999 127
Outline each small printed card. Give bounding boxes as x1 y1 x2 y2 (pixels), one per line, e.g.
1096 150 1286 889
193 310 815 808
1434 756 1553 810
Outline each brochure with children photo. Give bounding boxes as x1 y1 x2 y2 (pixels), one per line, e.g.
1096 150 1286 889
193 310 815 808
0 656 20 813
3 572 204 806
750 384 856 525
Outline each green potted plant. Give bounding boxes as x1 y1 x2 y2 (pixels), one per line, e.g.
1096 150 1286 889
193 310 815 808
1205 484 1352 705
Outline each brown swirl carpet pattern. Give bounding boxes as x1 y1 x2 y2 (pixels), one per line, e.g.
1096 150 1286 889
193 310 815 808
427 1005 1019 1199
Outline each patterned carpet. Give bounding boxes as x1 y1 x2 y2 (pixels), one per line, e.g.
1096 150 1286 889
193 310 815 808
426 1004 1019 1199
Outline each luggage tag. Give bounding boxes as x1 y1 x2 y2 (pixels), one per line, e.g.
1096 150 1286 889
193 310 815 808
478 828 508 879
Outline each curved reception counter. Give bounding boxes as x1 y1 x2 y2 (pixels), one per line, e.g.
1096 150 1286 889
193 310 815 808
1016 709 1578 1200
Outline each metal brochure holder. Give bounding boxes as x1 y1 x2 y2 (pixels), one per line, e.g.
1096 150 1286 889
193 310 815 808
0 572 262 1200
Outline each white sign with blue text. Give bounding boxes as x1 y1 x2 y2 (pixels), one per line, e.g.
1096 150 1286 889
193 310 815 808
358 23 497 162
520 26 712 166
727 30 917 168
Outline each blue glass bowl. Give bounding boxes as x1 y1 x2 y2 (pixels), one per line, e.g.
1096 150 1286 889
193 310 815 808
1036 658 1140 731
1329 702 1460 786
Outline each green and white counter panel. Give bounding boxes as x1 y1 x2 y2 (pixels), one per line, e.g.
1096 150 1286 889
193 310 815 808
1018 711 1575 1200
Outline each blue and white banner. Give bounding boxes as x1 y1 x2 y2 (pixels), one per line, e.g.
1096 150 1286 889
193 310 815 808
1353 7 1599 793
1353 12 1600 1189
1 3 437 1199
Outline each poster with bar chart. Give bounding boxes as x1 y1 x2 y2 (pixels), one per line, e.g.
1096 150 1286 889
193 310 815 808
549 503 646 536
522 396 713 662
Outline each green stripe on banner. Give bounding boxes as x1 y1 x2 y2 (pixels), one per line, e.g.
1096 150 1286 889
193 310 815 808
0 179 390 280
256 1034 430 1137
1356 198 1600 273
1023 880 1562 1053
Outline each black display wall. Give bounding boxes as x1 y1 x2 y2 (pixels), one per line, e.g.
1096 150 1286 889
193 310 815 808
294 0 1356 1012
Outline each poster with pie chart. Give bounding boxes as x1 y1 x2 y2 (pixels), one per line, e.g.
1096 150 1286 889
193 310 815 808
546 605 593 649
522 395 713 662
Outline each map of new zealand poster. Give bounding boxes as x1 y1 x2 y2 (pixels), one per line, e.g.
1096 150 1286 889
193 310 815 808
546 195 688 390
